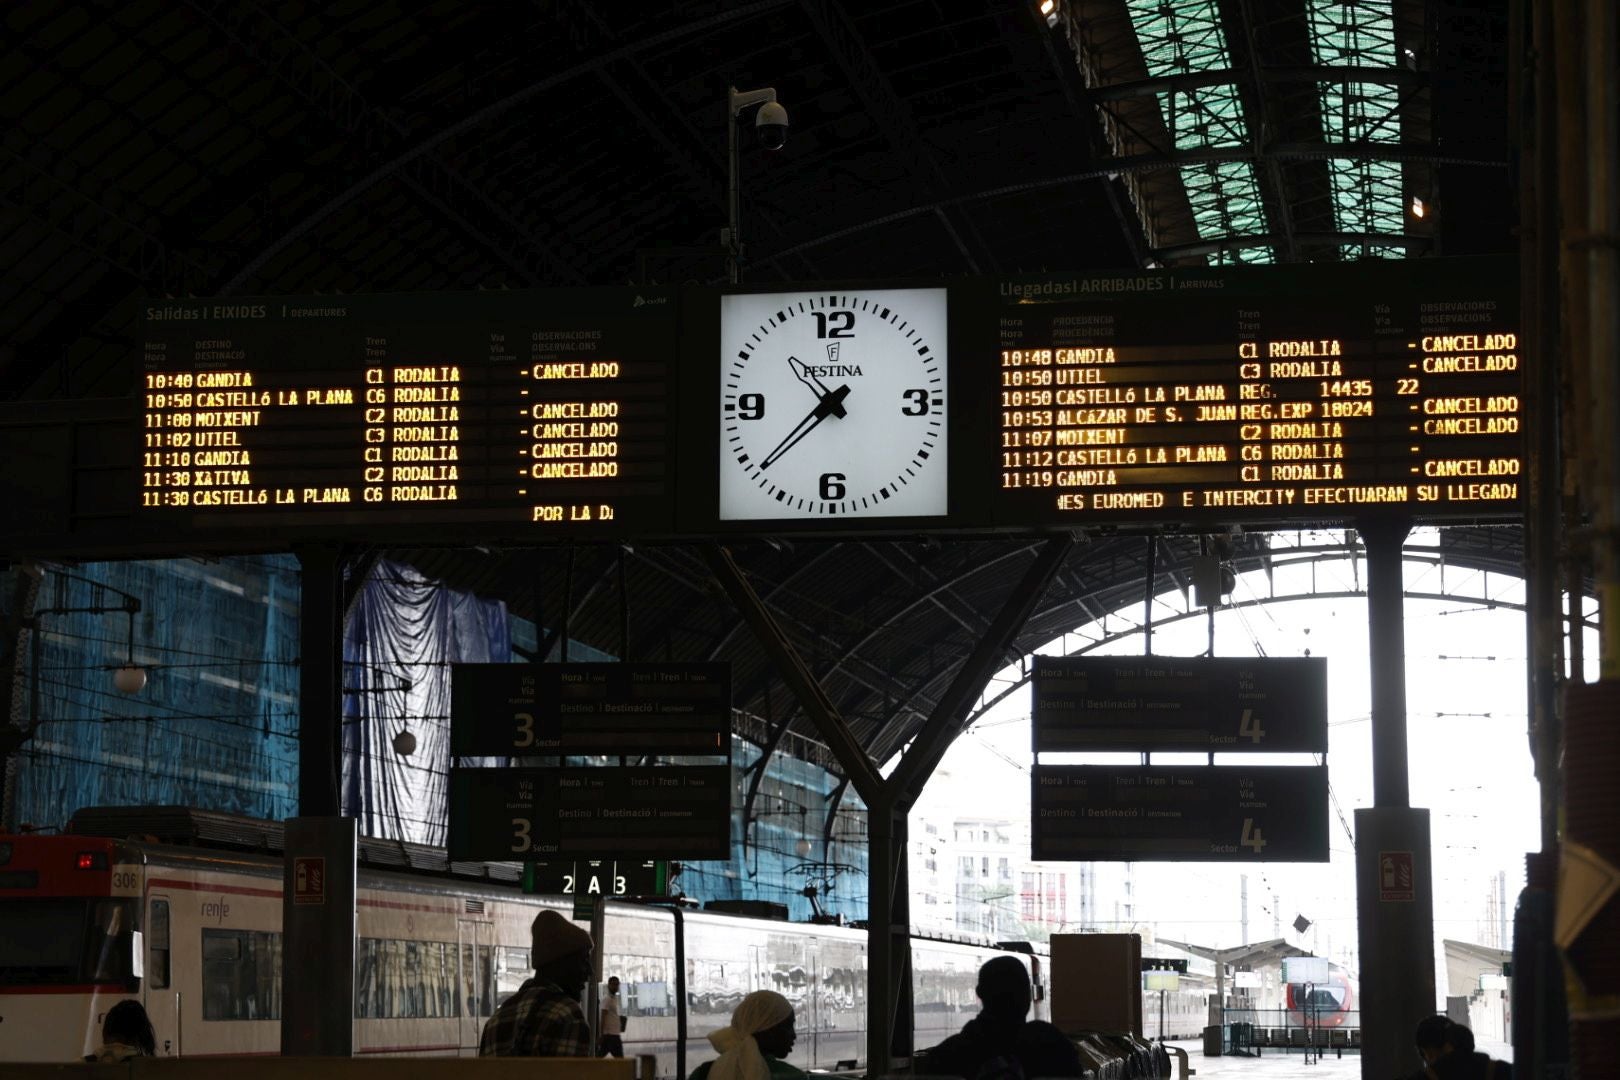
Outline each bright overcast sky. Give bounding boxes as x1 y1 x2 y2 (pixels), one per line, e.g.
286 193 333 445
914 527 1571 980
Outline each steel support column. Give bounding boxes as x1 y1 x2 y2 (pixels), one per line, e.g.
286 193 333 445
340 548 379 630
867 805 911 1073
1359 518 1412 809
1353 516 1434 1080
297 545 344 818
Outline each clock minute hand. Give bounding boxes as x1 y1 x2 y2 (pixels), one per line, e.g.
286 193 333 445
759 384 851 471
787 355 847 418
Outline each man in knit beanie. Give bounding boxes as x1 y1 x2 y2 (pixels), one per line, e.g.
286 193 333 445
479 909 595 1057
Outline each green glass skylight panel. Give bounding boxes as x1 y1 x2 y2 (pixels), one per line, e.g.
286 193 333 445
1308 0 1406 258
1125 0 1272 262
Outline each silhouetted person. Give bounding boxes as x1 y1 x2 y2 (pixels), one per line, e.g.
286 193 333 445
1015 1020 1085 1078
88 999 155 1062
915 955 1033 1078
479 909 593 1057
1412 1016 1513 1080
688 989 805 1080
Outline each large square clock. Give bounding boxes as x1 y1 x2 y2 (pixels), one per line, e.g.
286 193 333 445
719 287 948 521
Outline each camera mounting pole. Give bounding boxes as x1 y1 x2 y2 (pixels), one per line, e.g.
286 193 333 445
726 86 780 284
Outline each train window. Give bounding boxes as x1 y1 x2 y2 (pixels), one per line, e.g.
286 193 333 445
201 929 282 1021
0 899 136 990
355 939 460 1020
494 946 530 1009
84 900 139 987
478 945 494 1016
148 899 170 989
607 954 671 1017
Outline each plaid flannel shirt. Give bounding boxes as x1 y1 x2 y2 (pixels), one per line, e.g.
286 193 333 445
478 978 591 1058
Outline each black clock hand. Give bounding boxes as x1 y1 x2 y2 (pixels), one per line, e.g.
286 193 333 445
786 355 847 418
759 384 851 470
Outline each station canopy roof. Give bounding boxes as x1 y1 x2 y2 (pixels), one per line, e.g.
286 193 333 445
2 1 1519 781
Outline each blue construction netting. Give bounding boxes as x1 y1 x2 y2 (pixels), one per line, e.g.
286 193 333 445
4 556 302 831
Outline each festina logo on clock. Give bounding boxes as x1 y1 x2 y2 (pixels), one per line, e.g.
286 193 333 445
719 287 948 520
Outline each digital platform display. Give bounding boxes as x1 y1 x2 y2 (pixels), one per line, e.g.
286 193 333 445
1031 764 1329 862
447 765 730 862
451 662 730 758
1032 656 1327 753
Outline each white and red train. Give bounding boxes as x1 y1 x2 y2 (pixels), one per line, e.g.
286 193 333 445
0 807 1202 1073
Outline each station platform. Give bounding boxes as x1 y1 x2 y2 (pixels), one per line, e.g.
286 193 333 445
1164 1038 1514 1079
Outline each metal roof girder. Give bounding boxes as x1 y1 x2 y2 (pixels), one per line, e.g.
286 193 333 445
886 536 1074 802
797 0 994 274
702 544 884 809
1087 63 1428 103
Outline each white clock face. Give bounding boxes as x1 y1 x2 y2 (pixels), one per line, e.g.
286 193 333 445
719 287 948 520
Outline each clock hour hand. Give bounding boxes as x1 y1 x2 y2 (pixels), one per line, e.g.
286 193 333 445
787 355 847 418
759 384 851 471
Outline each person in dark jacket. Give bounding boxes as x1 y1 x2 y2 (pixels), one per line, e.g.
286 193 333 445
915 955 1032 1079
1431 1021 1513 1080
87 999 156 1062
1412 1016 1513 1080
1014 1020 1085 1078
478 910 593 1057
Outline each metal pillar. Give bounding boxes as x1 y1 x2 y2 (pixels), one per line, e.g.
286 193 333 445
297 545 343 818
1354 516 1435 1080
280 816 357 1055
1359 518 1411 808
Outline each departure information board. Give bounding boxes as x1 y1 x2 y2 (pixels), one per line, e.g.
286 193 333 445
138 288 677 536
994 259 1520 525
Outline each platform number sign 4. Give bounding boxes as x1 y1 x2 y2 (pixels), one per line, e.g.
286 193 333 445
1238 709 1266 744
1241 818 1268 854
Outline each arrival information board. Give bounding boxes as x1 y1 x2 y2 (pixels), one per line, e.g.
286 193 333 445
1031 764 1329 862
447 766 730 862
138 288 676 535
1032 656 1327 753
994 259 1519 525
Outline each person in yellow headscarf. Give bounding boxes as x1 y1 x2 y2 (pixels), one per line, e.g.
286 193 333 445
688 990 805 1080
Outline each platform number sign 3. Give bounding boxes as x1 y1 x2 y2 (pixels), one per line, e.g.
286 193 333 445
719 288 948 521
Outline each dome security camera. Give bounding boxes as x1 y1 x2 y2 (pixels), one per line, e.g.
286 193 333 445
755 101 789 150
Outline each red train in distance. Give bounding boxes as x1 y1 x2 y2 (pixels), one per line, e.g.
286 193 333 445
1285 964 1356 1028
